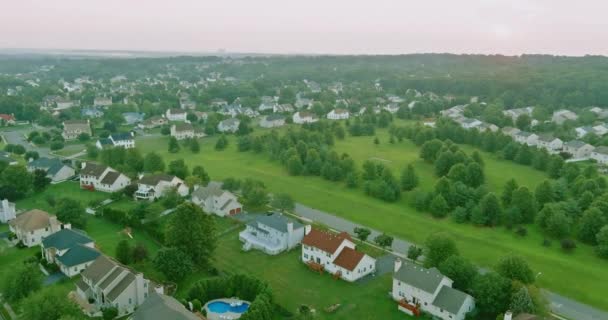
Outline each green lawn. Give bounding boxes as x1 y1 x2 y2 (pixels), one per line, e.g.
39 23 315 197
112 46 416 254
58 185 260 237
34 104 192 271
136 130 608 311
179 229 413 320
15 181 109 212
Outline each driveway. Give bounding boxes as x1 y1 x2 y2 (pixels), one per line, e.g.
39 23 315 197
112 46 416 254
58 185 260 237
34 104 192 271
293 203 608 320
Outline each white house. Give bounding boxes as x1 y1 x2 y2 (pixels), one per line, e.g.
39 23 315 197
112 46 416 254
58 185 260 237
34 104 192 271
514 131 539 146
63 120 92 140
301 228 376 282
191 182 242 216
293 111 318 124
80 162 132 193
563 140 595 159
392 259 475 320
327 109 350 120
0 199 16 223
27 157 75 183
258 96 278 112
9 209 70 247
138 116 168 129
165 108 188 122
458 118 483 130
41 228 100 277
536 135 563 154
170 123 205 140
273 104 294 114
240 213 306 255
97 132 136 149
384 103 400 114
217 118 240 133
503 106 534 122
134 174 189 201
552 109 578 124
575 126 594 138
440 105 467 119
502 127 521 139
75 255 160 317
591 146 608 165
260 115 286 128
94 96 113 107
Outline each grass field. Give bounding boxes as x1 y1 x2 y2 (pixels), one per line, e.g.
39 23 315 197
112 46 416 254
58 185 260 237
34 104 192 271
136 128 608 310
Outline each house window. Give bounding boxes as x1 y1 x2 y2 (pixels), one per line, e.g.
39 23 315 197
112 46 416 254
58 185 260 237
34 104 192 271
129 298 132 304
303 254 308 259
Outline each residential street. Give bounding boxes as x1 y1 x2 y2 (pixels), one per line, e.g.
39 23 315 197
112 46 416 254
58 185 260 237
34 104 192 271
294 203 608 320
1 127 52 158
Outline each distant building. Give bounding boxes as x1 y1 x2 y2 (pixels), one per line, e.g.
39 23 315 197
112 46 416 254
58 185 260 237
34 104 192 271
9 209 70 247
327 109 350 120
552 109 578 124
134 174 189 201
27 157 75 183
170 123 205 140
503 107 534 122
191 181 242 217
259 114 286 128
165 108 188 122
123 112 145 125
0 114 16 125
96 132 135 149
138 116 168 129
63 120 92 140
81 107 104 119
591 146 608 165
217 118 240 133
0 199 16 223
79 162 131 193
293 111 318 124
563 140 595 159
94 96 113 107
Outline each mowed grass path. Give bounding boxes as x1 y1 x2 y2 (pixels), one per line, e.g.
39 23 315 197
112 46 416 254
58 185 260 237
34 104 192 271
137 130 608 310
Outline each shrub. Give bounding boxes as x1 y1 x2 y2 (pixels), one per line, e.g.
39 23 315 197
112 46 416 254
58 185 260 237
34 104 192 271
515 227 528 237
542 239 551 247
49 141 64 150
561 239 577 252
192 299 202 312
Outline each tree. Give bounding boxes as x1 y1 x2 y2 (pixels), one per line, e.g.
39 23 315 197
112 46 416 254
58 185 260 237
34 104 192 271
407 245 423 261
153 247 194 281
50 141 64 150
464 162 484 187
143 152 165 172
32 169 51 192
545 210 571 238
400 164 419 191
168 136 180 153
192 165 210 186
496 254 535 284
475 193 501 226
0 165 32 200
374 233 393 249
447 163 467 183
168 159 189 179
373 137 379 145
102 307 119 320
595 225 608 259
510 286 536 315
534 180 554 208
471 272 511 316
516 114 532 130
354 227 371 242
511 187 537 223
424 233 458 268
165 203 216 266
24 150 39 161
1 263 42 302
132 243 149 263
190 138 200 153
438 255 478 291
419 139 443 162
21 287 81 320
215 135 228 150
287 155 304 175
502 179 519 206
271 193 295 212
55 198 86 228
116 239 133 264
578 208 607 244
429 194 449 218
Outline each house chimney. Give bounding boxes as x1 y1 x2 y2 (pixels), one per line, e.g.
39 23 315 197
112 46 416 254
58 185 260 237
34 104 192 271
394 258 402 272
504 311 513 320
304 225 312 235
81 162 87 169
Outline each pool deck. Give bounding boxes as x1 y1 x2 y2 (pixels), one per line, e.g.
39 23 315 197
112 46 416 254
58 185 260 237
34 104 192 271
204 298 250 320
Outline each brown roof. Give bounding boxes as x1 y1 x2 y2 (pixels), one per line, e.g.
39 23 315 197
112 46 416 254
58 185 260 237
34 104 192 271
302 228 352 254
332 246 365 271
80 162 109 178
81 255 118 285
137 174 176 186
100 171 121 185
9 209 53 231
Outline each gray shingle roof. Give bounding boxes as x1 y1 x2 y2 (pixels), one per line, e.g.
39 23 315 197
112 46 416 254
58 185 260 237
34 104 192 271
253 213 304 233
81 255 117 285
107 273 135 301
565 140 587 148
132 292 199 320
137 174 176 186
393 262 445 294
80 162 109 178
100 171 121 185
191 181 224 200
431 285 471 315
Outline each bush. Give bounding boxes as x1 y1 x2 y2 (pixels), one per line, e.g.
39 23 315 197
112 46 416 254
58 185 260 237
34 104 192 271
561 239 576 252
49 141 64 150
515 227 528 237
192 299 202 312
542 239 551 247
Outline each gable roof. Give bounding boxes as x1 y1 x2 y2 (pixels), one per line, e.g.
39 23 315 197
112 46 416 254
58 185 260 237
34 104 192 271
110 132 133 141
191 181 224 200
431 285 471 315
132 292 199 320
80 162 109 178
9 209 53 231
138 174 177 186
100 171 122 185
393 261 445 294
564 140 589 149
173 122 194 132
81 255 118 284
42 228 93 250
253 213 304 233
302 228 351 254
332 246 365 271
593 146 608 155
56 244 101 267
107 272 136 301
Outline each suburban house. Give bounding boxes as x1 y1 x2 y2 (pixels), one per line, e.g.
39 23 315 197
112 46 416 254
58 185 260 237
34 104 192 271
239 212 306 255
27 157 75 183
165 108 188 122
258 96 278 111
75 255 161 317
41 228 100 277
0 113 16 125
384 103 400 114
79 162 132 193
130 292 198 320
217 118 240 133
590 146 608 165
96 132 136 149
514 131 539 146
123 112 146 125
563 140 595 159
293 111 319 124
219 104 243 117
457 118 483 130
476 122 499 132
134 174 189 200
552 109 578 124
502 127 521 139
440 105 467 119
94 96 113 107
259 114 286 128
301 228 376 282
0 199 16 223
503 106 534 122
191 181 242 216
81 107 104 119
138 116 168 129
273 104 294 113
327 109 350 120
590 107 608 119
9 209 70 247
62 120 92 140
171 123 205 140
536 135 563 153
392 259 475 320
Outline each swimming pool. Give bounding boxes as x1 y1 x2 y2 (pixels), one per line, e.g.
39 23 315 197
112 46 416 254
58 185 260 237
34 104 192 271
207 300 250 314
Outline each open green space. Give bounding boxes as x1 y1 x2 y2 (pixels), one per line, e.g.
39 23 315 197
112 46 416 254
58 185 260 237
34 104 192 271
136 128 608 310
15 181 109 212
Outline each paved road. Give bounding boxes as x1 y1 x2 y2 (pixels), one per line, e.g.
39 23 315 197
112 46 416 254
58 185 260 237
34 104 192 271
294 203 608 320
2 127 52 158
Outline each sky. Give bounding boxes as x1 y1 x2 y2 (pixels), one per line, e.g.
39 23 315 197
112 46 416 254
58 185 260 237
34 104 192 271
1 0 607 56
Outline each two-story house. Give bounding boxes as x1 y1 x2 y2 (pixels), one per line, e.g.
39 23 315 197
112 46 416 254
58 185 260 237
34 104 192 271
96 132 136 149
590 146 608 165
9 209 70 247
170 123 205 140
259 115 286 128
217 118 240 133
138 116 168 129
239 212 305 255
134 174 189 200
63 120 92 140
392 259 475 320
301 228 376 282
563 140 595 159
327 109 350 120
293 111 318 124
514 131 539 146
0 199 16 223
536 135 563 154
27 157 75 183
165 108 188 122
79 162 131 193
41 228 100 277
191 182 242 216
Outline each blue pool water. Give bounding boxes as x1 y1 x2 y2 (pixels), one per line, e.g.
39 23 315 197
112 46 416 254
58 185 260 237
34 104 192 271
207 301 250 314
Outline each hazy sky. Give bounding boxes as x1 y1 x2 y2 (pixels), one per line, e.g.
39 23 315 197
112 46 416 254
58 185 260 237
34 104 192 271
1 0 607 55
